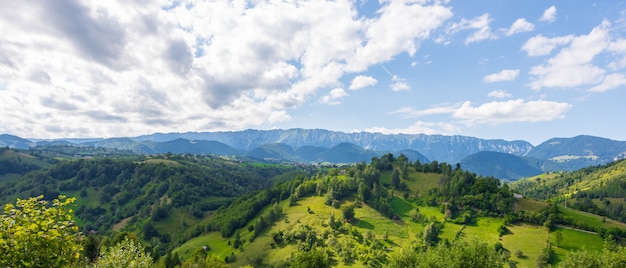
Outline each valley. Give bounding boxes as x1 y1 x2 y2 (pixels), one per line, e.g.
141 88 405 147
2 143 626 267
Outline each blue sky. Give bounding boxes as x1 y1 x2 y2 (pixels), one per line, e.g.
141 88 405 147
1 0 625 145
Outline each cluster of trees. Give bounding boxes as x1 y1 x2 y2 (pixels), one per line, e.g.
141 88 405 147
419 169 514 221
387 238 504 268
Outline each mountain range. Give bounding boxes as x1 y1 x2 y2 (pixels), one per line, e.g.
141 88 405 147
3 129 626 180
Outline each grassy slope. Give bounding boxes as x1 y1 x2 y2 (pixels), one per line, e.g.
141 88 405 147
512 160 626 201
558 204 626 230
550 227 604 264
171 168 624 267
501 223 548 268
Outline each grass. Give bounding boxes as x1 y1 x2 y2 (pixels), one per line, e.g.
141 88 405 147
461 217 504 242
173 232 233 261
404 172 440 197
154 208 201 235
501 223 549 268
550 227 604 264
558 204 626 230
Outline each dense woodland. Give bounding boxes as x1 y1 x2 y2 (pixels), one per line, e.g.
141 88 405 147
2 146 626 267
512 159 626 224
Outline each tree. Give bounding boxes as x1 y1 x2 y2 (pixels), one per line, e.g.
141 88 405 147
0 195 82 268
388 238 503 268
290 248 330 268
422 222 439 245
409 208 421 222
93 238 153 268
328 212 336 229
555 231 563 247
341 202 356 221
391 169 400 189
557 245 626 268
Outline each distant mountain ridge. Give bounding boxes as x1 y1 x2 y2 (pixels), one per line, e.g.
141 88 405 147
0 134 35 149
2 130 626 180
131 129 533 163
526 135 626 163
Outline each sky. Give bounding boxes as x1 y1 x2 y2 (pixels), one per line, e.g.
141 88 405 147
1 0 626 145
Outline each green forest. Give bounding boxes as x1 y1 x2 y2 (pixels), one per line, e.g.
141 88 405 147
2 147 626 267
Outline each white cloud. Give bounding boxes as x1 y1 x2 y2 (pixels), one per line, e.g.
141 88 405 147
394 99 571 125
320 88 348 105
487 90 512 99
607 39 626 69
365 121 460 135
347 1 452 71
484 69 520 82
452 99 572 125
448 13 497 44
505 18 534 36
349 75 378 90
539 6 557 23
529 21 610 90
0 0 454 138
390 75 410 91
522 34 574 56
391 104 459 117
588 73 626 92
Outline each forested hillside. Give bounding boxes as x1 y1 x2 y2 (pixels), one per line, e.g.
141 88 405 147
2 152 626 267
511 159 626 223
0 155 308 247
0 147 58 181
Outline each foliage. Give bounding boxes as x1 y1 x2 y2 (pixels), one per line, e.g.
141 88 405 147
511 159 626 223
341 202 356 221
0 148 56 177
420 167 515 219
0 155 303 248
92 238 153 268
289 248 330 268
0 195 82 268
180 248 229 268
557 244 626 268
387 238 504 268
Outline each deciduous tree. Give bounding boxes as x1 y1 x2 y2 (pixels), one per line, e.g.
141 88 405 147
0 195 82 268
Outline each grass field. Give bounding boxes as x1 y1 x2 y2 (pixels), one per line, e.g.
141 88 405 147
173 232 233 261
501 223 548 268
550 227 604 264
404 172 440 197
558 204 626 230
461 217 504 242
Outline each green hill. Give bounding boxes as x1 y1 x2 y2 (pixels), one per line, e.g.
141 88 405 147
511 159 626 221
2 152 625 267
0 147 57 182
0 155 306 249
169 154 626 267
